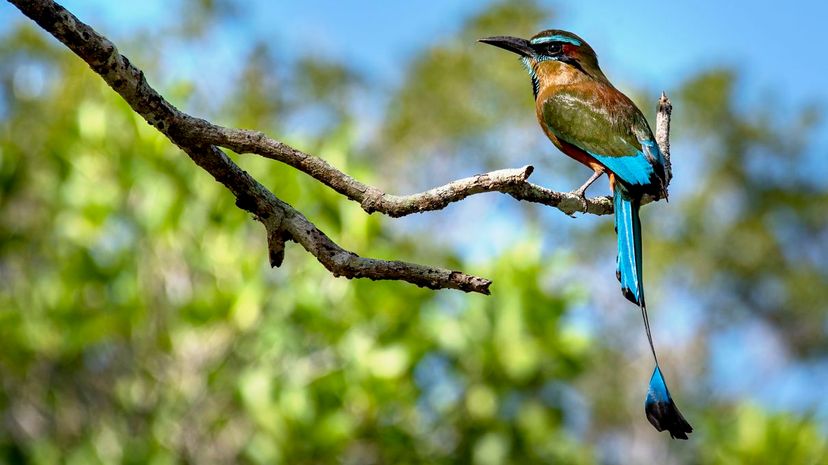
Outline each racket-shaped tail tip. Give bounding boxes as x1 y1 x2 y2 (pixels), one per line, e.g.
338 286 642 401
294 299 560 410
644 366 693 440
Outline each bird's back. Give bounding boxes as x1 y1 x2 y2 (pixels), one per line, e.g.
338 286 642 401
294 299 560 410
536 76 667 199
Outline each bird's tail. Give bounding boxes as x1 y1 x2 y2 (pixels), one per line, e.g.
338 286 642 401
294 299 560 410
614 186 644 306
614 185 657 362
613 186 694 438
645 365 693 439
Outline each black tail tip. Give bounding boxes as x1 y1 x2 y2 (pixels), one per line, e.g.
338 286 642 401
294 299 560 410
645 398 693 440
620 285 644 307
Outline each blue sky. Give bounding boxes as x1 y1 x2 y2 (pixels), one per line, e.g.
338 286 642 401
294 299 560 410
28 0 827 105
273 0 825 108
6 0 819 149
25 0 824 149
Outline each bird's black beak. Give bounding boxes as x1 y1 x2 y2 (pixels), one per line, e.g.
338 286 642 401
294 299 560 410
478 36 534 58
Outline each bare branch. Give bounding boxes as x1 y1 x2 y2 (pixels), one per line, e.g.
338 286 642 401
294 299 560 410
7 0 672 294
656 92 673 185
185 122 618 216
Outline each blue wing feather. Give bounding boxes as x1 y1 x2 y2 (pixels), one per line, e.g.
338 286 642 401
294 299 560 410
591 150 655 186
590 135 664 188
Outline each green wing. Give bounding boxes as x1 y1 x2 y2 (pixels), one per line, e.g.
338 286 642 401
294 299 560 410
540 87 663 187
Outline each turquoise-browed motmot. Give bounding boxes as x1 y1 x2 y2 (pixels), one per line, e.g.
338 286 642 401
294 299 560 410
480 30 692 439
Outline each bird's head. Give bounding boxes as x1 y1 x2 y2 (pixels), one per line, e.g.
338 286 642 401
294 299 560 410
479 30 606 95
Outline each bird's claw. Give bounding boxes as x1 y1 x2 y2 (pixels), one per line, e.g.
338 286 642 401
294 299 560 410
568 189 589 213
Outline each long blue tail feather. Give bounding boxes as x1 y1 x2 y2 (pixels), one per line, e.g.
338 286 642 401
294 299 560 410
614 184 693 439
614 186 643 306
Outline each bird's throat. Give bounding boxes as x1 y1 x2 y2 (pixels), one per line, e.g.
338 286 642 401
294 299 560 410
533 60 590 88
521 57 541 98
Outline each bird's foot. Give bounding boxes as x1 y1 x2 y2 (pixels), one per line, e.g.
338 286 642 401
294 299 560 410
568 188 589 213
567 169 603 214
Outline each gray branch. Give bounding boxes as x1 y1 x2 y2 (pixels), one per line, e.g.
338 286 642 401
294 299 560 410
186 122 618 216
656 92 673 185
7 0 672 295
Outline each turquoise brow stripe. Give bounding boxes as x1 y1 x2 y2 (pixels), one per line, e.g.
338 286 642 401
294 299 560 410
530 35 582 46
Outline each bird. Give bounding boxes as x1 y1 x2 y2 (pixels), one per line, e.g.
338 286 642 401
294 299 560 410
480 30 692 439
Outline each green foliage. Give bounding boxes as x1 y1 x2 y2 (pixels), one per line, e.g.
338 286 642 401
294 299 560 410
700 404 828 465
662 70 828 355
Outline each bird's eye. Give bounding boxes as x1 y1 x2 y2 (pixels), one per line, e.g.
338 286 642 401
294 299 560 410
546 43 563 55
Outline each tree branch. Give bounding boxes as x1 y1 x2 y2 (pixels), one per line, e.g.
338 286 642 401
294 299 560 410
7 0 672 294
184 122 618 216
656 91 673 185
